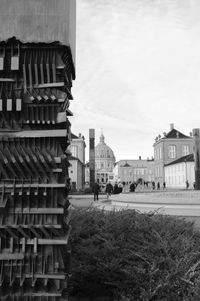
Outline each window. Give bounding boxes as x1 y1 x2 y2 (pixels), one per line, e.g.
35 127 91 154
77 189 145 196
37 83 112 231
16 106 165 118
159 147 162 159
182 145 189 156
70 145 78 157
168 145 176 159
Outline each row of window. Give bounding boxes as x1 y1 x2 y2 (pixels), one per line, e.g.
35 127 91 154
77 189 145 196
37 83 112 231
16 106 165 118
155 144 189 160
96 162 113 169
165 163 185 174
166 175 185 185
155 166 163 177
122 168 148 176
96 150 112 158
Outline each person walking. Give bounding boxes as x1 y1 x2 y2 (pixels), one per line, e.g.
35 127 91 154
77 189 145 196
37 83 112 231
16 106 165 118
113 183 119 194
157 182 160 190
93 182 100 201
105 182 113 199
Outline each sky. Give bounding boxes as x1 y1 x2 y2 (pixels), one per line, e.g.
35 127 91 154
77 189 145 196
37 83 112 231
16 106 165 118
70 0 200 162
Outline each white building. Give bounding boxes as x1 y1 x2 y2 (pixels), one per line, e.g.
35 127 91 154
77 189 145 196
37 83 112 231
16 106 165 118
85 133 116 187
68 133 86 191
95 133 116 185
164 154 194 189
113 157 155 184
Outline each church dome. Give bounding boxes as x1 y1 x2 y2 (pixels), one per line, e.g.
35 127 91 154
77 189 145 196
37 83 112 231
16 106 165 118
95 134 116 161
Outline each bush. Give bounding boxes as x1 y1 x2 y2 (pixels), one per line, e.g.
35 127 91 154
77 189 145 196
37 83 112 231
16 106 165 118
69 208 200 300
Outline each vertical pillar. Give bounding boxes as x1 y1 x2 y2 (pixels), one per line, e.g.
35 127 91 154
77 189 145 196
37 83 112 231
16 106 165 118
193 128 200 190
89 129 95 190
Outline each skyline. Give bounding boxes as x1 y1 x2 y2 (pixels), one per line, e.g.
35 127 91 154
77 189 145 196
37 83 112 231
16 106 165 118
70 0 200 161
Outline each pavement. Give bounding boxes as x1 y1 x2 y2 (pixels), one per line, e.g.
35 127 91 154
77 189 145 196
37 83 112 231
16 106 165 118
68 193 109 208
69 190 200 228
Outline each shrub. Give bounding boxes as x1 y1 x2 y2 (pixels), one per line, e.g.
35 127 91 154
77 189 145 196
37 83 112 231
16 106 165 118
69 208 200 300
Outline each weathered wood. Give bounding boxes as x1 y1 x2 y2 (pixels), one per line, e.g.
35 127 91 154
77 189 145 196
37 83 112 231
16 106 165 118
193 128 200 190
0 253 24 260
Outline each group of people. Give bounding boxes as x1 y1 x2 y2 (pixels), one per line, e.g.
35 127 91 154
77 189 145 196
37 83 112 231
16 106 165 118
93 181 123 201
93 179 169 201
129 180 166 192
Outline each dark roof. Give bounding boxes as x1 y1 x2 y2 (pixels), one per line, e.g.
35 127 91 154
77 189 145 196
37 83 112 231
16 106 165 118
122 162 131 167
165 129 191 139
71 133 79 139
165 154 194 166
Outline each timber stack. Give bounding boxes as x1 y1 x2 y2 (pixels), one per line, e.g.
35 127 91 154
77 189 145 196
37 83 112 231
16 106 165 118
0 0 76 300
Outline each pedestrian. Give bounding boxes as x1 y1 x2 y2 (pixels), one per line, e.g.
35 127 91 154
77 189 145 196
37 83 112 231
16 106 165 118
105 182 113 199
152 181 155 190
186 180 189 189
113 182 119 194
93 181 100 201
163 182 166 190
157 182 160 190
118 182 123 193
130 182 135 192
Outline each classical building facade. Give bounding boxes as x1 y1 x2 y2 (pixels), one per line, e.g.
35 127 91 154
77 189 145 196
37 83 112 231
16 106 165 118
153 124 193 185
68 133 86 191
113 157 155 183
95 133 116 185
164 154 194 189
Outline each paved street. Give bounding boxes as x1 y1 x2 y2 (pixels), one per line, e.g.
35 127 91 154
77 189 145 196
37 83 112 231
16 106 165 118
69 191 200 228
69 194 108 208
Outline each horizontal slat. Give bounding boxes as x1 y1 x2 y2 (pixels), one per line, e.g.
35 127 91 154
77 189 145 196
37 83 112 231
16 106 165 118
0 78 15 82
36 82 64 88
0 253 24 260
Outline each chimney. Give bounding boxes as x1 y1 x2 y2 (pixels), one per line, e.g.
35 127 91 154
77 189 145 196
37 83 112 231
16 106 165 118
139 156 141 160
170 123 174 131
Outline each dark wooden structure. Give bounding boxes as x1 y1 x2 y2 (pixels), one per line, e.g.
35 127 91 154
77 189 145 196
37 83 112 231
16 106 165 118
0 1 76 300
89 129 95 190
193 128 200 190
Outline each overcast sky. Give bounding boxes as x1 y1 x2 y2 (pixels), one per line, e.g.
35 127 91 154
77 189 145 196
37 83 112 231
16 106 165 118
70 0 200 162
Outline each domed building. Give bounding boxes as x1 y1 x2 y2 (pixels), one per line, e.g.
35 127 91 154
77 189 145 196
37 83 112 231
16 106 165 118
95 133 116 185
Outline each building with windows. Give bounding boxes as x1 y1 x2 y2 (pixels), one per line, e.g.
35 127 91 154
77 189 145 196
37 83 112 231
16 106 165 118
95 133 116 186
164 154 194 189
68 133 86 191
153 124 193 184
113 157 155 183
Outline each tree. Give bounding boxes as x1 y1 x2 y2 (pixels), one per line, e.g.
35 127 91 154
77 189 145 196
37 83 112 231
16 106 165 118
69 208 200 300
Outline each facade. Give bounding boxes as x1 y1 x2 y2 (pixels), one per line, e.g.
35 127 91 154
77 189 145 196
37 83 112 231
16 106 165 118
153 124 193 185
95 134 116 185
164 154 194 189
68 133 86 191
113 157 155 183
0 0 76 299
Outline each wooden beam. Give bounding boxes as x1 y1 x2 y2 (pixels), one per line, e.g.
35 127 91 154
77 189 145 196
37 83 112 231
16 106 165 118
20 237 68 245
0 253 24 260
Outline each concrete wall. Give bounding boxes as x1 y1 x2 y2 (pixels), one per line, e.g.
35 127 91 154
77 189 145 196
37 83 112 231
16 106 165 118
0 0 76 62
70 137 86 164
69 160 78 190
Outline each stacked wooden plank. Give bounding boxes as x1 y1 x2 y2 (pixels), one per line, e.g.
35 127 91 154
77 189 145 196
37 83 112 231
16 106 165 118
0 39 75 300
